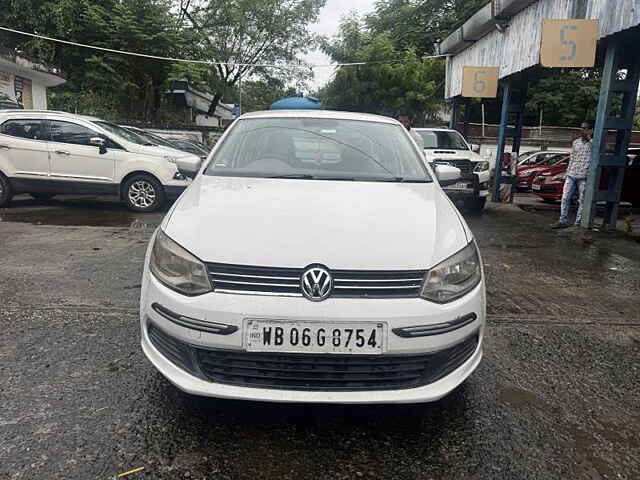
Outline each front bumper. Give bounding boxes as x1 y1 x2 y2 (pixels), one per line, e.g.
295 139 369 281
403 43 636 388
444 171 490 199
139 269 486 404
532 183 562 200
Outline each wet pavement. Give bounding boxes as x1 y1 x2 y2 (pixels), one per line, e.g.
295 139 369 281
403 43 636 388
1 194 639 479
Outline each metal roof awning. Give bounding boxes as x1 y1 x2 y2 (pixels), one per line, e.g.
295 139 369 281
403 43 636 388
440 0 640 99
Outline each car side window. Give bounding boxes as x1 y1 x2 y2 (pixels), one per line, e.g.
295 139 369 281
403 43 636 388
0 119 47 140
48 120 100 146
47 120 124 150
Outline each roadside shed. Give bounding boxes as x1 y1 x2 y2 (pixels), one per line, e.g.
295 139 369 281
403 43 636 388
439 0 640 230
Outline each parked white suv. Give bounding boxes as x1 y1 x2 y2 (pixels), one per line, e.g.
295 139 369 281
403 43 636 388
0 111 201 212
140 110 486 404
413 128 490 213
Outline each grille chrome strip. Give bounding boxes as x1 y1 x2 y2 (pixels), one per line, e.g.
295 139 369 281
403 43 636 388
334 285 421 290
206 262 426 298
334 277 424 283
215 289 303 297
212 279 300 288
210 272 300 281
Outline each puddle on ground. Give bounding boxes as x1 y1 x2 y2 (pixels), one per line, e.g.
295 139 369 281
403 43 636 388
0 208 140 227
0 195 167 228
0 199 163 228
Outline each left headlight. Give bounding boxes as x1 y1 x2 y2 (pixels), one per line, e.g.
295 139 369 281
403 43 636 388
473 161 490 172
150 230 211 296
421 241 482 303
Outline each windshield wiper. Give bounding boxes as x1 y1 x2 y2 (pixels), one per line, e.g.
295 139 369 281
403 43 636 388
378 177 431 183
269 173 316 179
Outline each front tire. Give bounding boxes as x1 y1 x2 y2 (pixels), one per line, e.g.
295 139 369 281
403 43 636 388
123 174 165 212
0 174 13 207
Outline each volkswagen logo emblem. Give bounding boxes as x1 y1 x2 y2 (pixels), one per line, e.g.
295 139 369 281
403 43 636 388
301 265 333 302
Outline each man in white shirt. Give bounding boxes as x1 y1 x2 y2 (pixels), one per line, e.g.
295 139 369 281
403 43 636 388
552 121 593 229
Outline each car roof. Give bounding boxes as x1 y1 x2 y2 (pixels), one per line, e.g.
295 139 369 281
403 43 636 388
0 109 101 122
411 127 458 132
239 109 399 125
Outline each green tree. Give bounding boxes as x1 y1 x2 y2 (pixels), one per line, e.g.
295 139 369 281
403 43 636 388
2 0 188 121
525 69 601 127
366 0 487 55
179 0 325 114
320 16 444 122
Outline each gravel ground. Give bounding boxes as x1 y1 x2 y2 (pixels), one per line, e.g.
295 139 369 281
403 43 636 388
1 194 639 480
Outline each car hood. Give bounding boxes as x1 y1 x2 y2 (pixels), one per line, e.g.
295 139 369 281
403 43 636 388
124 144 201 174
163 175 469 270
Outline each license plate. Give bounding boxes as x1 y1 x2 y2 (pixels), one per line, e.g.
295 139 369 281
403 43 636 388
532 184 541 191
447 182 469 190
245 320 384 355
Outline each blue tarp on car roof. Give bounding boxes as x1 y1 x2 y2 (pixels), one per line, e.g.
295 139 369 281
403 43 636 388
270 96 321 110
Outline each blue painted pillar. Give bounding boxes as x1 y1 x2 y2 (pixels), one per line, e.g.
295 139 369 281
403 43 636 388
581 38 640 230
492 80 511 202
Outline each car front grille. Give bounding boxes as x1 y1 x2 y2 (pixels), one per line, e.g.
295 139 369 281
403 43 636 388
435 159 473 174
147 323 480 391
206 263 426 298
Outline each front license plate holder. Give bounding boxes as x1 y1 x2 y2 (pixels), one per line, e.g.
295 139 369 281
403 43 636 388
446 182 470 190
244 319 385 355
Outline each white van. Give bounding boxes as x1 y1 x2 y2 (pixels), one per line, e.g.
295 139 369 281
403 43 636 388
0 111 201 212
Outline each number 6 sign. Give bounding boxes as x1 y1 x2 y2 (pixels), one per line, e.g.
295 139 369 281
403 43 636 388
462 67 499 98
540 19 598 68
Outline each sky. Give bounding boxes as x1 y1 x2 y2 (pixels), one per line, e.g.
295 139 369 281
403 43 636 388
304 0 378 91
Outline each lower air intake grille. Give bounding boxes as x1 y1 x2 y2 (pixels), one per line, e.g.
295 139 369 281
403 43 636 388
148 322 479 391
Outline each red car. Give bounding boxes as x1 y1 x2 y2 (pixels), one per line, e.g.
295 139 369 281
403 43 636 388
516 153 568 191
532 149 640 205
531 157 570 202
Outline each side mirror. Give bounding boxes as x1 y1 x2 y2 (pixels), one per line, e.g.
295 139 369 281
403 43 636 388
471 143 481 153
90 137 107 155
435 164 462 186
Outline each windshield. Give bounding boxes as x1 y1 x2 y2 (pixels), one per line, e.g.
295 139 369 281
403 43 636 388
205 118 430 182
135 130 178 148
520 152 562 166
93 121 149 146
171 139 208 156
416 130 469 150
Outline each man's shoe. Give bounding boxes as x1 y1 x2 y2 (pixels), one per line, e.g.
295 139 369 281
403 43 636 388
551 222 570 229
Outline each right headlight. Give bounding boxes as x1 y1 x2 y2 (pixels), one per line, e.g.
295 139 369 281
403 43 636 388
421 241 482 303
150 230 211 296
473 161 490 172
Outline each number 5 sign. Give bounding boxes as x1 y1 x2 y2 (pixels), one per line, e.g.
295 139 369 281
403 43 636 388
540 19 598 68
461 67 499 98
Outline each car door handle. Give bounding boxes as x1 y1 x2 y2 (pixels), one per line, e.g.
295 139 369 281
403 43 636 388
0 144 10 149
55 150 70 155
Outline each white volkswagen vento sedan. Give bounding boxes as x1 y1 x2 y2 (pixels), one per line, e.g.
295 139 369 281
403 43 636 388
140 110 485 404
